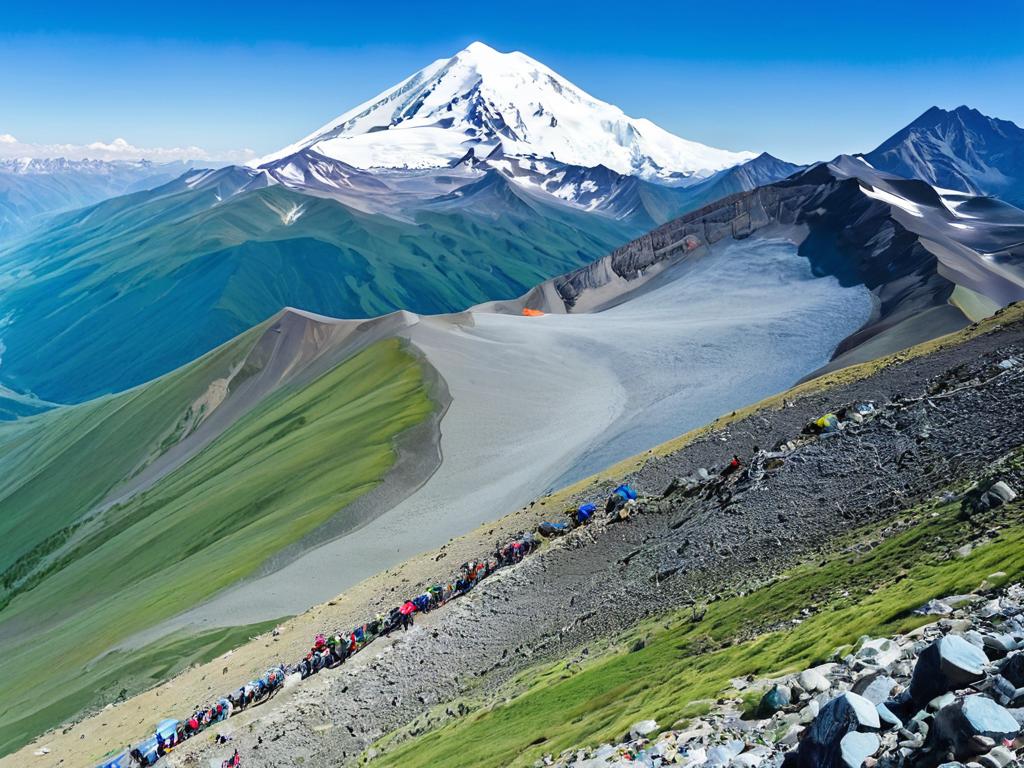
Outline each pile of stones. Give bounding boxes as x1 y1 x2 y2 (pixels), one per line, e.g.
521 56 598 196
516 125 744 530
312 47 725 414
539 582 1024 768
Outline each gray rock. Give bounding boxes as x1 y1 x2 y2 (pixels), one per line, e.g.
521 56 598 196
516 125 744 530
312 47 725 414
800 700 821 724
994 653 1024 706
629 719 658 739
853 673 898 705
799 668 832 693
978 745 1016 768
706 739 744 766
916 599 955 616
983 634 1018 657
886 636 989 722
989 482 1017 505
781 692 879 768
856 638 902 669
840 731 880 767
931 695 1020 760
760 684 792 716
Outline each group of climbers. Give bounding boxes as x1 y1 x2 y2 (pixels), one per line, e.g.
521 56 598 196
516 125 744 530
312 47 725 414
99 437 808 768
102 531 539 768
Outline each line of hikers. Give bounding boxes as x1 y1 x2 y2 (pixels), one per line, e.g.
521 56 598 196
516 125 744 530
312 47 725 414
99 530 541 768
99 461 769 768
98 445 834 768
104 395 892 768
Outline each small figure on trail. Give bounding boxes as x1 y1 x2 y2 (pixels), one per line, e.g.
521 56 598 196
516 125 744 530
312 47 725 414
720 455 741 478
221 749 241 768
605 484 637 516
399 600 416 630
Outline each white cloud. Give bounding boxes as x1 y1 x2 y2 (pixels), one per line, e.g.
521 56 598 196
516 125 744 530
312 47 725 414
0 133 256 164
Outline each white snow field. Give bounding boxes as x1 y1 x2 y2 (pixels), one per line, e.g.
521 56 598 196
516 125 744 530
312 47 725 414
133 237 871 636
253 42 755 181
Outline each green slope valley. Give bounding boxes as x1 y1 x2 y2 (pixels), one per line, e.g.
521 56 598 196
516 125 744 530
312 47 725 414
0 321 436 755
0 174 638 404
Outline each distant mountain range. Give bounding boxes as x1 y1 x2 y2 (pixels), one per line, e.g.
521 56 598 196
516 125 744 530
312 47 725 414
0 158 205 240
865 105 1024 207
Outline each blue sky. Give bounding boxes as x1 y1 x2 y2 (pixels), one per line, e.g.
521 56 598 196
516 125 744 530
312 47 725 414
2 0 1022 164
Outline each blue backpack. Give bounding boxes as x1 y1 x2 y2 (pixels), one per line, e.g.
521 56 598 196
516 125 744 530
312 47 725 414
614 484 637 501
577 503 596 523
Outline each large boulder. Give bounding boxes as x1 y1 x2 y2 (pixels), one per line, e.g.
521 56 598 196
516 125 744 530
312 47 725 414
782 692 879 768
884 635 988 723
930 695 1020 761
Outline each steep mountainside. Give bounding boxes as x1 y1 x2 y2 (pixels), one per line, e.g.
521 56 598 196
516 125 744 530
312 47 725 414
0 158 198 240
0 312 437 755
10 305 1022 768
518 155 1024 370
6 156 1022 753
866 106 1024 206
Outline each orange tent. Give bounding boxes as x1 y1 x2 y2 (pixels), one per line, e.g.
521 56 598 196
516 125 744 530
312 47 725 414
522 308 545 317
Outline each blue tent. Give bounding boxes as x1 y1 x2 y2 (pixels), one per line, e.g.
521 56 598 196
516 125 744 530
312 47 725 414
577 503 596 524
133 736 160 766
95 750 129 768
155 718 178 739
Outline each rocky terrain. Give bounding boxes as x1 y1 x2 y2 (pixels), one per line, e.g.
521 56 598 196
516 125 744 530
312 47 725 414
136 307 1024 768
544 578 1024 767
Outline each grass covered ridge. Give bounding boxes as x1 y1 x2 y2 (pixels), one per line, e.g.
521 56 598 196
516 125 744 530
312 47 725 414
373 488 1024 768
0 338 435 756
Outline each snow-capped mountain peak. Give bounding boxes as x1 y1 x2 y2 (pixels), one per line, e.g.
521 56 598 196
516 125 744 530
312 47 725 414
254 41 756 183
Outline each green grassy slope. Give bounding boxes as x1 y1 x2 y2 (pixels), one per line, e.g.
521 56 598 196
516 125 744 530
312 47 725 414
0 178 637 403
0 322 265 577
0 338 434 756
373 484 1024 768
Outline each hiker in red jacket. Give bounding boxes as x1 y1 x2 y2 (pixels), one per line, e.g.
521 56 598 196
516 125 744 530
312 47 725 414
720 454 741 477
399 600 416 630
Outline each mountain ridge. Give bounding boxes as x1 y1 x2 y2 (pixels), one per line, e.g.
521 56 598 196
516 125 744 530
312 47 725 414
865 104 1024 206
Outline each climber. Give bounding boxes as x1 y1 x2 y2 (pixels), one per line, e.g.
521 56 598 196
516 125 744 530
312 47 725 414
605 484 637 516
399 600 416 630
720 455 742 478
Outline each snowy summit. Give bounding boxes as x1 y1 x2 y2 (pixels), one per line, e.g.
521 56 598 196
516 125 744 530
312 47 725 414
254 42 755 182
